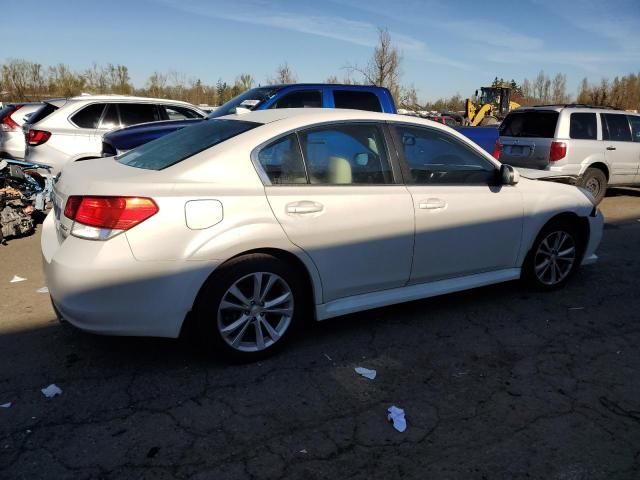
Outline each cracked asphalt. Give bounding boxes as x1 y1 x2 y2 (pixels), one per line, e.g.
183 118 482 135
1 189 640 480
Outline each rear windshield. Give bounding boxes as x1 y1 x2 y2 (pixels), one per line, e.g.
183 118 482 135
500 111 559 138
209 87 279 118
25 102 59 125
0 105 16 121
117 119 260 170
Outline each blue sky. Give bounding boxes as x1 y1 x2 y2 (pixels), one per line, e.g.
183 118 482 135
2 0 639 101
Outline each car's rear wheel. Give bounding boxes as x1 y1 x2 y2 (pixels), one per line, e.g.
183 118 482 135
193 254 306 361
579 168 607 204
523 220 583 289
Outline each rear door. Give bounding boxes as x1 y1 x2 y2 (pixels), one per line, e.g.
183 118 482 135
66 102 109 159
601 113 638 184
628 115 640 183
499 110 559 168
258 122 414 302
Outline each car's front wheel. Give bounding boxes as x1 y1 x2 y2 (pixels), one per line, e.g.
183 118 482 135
193 254 306 361
523 220 583 289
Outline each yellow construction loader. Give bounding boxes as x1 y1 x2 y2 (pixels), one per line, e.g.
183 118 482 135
465 86 520 126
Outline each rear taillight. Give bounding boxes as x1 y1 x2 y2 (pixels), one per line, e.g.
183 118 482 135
492 139 501 160
27 129 51 146
549 141 567 162
0 105 22 132
64 196 158 240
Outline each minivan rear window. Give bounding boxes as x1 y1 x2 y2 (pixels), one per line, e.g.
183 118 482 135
25 102 59 125
117 119 260 170
499 111 559 138
569 113 597 140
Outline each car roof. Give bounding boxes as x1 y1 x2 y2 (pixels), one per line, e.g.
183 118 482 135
61 94 197 106
258 83 389 91
218 108 469 139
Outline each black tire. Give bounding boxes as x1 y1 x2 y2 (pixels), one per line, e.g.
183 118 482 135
193 253 308 361
522 220 584 290
578 168 607 204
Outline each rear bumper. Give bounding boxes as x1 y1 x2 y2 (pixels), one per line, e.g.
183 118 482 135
41 213 217 338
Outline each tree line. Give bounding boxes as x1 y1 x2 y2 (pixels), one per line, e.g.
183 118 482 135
2 30 639 112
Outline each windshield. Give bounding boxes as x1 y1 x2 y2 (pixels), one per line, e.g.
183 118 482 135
208 87 279 118
117 119 260 170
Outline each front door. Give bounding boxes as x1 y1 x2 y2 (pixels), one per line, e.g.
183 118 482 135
390 124 524 283
259 123 415 302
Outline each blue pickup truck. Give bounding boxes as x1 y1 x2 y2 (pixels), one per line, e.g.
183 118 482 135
102 84 498 157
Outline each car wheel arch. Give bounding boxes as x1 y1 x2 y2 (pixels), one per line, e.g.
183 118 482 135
521 212 589 269
583 162 609 180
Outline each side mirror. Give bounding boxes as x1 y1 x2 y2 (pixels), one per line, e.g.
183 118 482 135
402 134 416 146
500 164 520 185
354 153 370 166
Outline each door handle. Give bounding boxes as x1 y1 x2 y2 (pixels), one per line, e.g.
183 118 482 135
286 201 324 214
418 198 447 210
606 146 617 151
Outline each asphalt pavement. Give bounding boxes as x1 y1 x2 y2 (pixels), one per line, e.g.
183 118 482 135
1 188 639 480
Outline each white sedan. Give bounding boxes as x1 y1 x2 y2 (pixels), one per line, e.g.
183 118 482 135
42 109 603 360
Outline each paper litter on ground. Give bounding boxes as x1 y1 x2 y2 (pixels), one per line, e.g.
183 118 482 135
354 366 377 380
387 405 407 432
41 384 62 398
10 275 26 283
0 402 11 408
36 287 49 294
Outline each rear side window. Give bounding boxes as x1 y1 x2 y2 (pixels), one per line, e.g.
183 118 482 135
71 103 106 128
99 104 120 129
163 105 203 120
500 111 559 138
298 123 393 184
602 114 632 142
333 90 382 112
273 90 322 109
257 134 307 184
569 113 597 140
26 102 59 125
395 125 495 184
117 119 259 170
118 103 161 126
628 116 640 142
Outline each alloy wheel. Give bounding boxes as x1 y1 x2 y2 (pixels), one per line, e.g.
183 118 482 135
217 272 294 352
534 230 576 286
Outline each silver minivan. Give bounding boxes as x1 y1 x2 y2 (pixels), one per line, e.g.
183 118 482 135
499 105 640 203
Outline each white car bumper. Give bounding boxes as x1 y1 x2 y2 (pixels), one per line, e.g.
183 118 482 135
582 208 604 265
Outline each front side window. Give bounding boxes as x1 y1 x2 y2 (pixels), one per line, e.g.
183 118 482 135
602 113 632 142
298 123 392 185
71 103 105 128
118 103 161 126
273 90 322 109
257 134 307 184
569 113 597 140
394 125 496 184
626 115 640 142
333 90 382 112
118 119 259 170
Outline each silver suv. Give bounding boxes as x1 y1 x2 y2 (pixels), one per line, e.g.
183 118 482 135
23 95 206 172
499 105 640 203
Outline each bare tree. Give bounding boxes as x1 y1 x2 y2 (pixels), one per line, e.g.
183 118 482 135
325 75 339 84
532 70 546 100
268 63 296 84
347 28 401 99
551 73 568 103
236 73 255 90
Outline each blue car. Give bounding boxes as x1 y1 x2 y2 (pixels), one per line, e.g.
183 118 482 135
102 84 396 155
